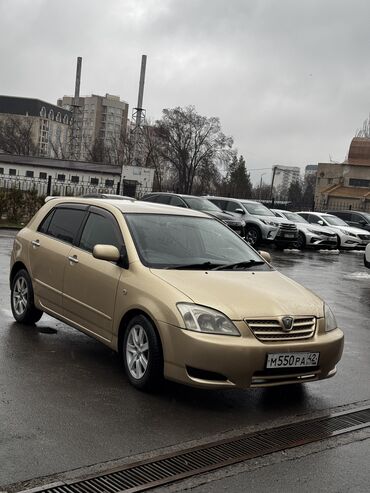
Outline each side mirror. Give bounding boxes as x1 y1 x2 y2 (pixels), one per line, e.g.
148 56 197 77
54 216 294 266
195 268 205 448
317 220 324 226
234 208 244 214
93 244 121 262
258 250 272 264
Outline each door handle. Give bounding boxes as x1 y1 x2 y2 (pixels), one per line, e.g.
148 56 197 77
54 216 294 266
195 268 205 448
32 239 40 247
68 255 79 264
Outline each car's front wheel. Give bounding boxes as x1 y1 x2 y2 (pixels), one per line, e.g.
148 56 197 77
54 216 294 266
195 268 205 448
245 226 261 247
11 269 43 324
122 315 163 390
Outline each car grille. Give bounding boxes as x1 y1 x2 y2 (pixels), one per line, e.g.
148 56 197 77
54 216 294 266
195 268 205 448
245 317 316 341
278 223 298 233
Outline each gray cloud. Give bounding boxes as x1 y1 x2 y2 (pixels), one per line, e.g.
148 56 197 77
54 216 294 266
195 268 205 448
1 0 369 183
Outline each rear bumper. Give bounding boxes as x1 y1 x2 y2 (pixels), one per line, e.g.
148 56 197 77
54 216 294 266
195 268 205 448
159 320 344 389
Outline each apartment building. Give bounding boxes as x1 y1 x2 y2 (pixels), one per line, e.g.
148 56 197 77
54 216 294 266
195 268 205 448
272 165 301 199
0 95 72 158
58 94 129 161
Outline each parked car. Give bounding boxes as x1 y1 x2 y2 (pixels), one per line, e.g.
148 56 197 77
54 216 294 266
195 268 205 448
365 244 370 268
206 196 298 248
297 212 370 249
10 197 343 390
271 209 337 250
140 192 245 236
327 210 370 232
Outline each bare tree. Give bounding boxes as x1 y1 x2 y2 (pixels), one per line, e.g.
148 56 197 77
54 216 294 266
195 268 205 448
0 116 38 156
356 114 370 138
156 106 233 194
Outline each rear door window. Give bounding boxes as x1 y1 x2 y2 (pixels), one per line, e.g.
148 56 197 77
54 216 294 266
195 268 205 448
46 208 86 244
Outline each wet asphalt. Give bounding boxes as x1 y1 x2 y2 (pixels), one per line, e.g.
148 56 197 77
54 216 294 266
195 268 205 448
0 230 369 488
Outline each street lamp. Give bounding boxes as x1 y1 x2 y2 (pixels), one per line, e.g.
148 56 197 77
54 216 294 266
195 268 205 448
259 172 267 200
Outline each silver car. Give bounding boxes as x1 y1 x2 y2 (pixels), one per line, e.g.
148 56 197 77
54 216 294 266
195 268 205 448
206 197 298 248
272 209 337 249
297 212 370 249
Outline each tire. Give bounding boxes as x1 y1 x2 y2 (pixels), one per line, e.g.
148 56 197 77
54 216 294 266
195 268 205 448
296 232 306 250
122 315 163 391
245 226 261 247
11 269 43 324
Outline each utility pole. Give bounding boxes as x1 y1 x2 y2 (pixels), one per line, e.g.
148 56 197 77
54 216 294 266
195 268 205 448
70 56 83 160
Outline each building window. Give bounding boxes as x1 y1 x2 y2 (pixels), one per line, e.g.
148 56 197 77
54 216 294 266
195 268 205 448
40 106 46 117
9 168 16 176
39 172 47 180
349 178 370 187
57 174 65 182
48 109 54 120
0 168 3 174
71 176 79 183
26 170 34 178
105 179 114 187
90 177 99 185
63 114 69 124
56 112 62 122
327 178 333 184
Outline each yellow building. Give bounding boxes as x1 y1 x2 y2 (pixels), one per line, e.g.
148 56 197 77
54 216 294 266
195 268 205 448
315 138 370 211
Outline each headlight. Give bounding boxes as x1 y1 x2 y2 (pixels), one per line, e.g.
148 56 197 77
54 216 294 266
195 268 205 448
324 303 337 332
339 229 356 237
307 228 321 234
261 219 279 226
177 303 240 336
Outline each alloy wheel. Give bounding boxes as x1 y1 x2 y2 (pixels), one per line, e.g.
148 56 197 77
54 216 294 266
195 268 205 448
126 324 150 379
12 276 29 316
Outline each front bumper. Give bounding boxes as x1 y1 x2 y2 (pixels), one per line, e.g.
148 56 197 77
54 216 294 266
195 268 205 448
160 319 344 389
307 234 337 248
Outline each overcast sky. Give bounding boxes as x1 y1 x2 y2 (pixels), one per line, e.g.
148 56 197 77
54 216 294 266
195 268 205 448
1 0 369 183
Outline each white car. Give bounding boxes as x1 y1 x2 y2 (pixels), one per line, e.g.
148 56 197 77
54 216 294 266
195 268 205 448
272 209 337 249
365 244 370 268
297 212 370 249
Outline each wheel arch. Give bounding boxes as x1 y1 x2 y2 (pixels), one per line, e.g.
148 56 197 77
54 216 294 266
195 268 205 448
10 261 28 286
117 309 164 357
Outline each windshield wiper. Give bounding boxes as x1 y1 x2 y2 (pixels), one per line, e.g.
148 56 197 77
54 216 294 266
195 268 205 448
164 261 222 270
213 260 266 271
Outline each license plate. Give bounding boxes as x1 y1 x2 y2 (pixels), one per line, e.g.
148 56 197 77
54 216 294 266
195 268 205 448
266 352 319 369
284 233 295 238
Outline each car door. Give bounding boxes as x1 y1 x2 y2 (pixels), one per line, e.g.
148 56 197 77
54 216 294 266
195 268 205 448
28 205 87 315
62 207 124 342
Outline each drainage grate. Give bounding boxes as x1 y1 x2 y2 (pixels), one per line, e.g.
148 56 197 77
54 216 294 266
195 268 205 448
20 406 370 493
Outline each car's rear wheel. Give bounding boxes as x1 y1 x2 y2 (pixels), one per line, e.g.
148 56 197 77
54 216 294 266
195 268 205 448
245 226 261 247
11 269 43 324
122 315 163 390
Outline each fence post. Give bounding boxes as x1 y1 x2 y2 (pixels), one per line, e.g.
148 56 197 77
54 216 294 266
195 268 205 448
47 175 52 196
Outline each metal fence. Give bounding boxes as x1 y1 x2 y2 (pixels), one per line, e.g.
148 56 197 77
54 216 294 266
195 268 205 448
0 174 152 224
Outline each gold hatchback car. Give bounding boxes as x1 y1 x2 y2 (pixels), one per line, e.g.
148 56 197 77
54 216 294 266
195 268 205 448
10 197 344 390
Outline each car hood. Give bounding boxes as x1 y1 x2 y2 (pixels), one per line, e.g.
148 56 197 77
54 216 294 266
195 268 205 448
205 210 243 223
150 269 324 320
325 224 370 235
300 224 336 234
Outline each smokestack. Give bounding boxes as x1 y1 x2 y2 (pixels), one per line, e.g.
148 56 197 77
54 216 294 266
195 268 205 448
74 56 82 105
135 55 147 125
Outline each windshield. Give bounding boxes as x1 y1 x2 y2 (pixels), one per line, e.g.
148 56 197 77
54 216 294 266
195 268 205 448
361 212 370 221
324 215 348 226
241 202 274 216
283 212 309 223
124 213 269 270
184 197 222 212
